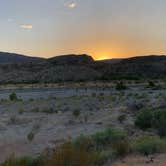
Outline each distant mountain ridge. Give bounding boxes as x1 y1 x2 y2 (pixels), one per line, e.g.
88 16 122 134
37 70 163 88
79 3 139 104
48 54 94 65
0 52 165 83
0 52 44 63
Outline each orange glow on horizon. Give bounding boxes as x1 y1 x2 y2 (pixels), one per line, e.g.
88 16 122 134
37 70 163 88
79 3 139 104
92 51 116 60
95 55 111 60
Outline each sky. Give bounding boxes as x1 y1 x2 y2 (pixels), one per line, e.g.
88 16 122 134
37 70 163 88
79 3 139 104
1 0 166 60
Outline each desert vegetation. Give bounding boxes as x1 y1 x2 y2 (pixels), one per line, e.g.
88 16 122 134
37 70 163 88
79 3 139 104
0 80 166 165
1 127 166 166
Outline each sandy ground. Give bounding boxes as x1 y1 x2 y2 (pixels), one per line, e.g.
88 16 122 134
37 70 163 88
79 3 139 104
110 154 166 166
0 82 166 162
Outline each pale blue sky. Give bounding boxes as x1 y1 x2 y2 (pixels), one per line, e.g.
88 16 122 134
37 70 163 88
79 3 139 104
1 0 166 59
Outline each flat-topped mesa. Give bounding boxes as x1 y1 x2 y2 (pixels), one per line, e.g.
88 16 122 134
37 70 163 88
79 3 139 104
48 54 94 65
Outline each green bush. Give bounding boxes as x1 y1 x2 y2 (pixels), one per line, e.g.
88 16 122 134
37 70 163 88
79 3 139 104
2 156 43 166
91 128 127 150
73 128 129 161
135 110 153 130
96 150 116 165
72 109 80 118
9 92 18 101
73 134 92 150
135 109 166 137
27 132 35 142
133 136 166 156
152 109 166 137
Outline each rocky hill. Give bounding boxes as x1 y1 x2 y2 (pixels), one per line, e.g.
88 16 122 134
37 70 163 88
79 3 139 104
0 52 44 63
0 53 165 83
0 53 101 83
100 55 166 79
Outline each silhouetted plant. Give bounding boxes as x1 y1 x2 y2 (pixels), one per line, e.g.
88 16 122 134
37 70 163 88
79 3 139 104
27 132 35 142
152 109 166 137
118 114 126 124
148 80 155 87
73 109 80 118
116 82 127 90
9 92 18 101
135 109 153 130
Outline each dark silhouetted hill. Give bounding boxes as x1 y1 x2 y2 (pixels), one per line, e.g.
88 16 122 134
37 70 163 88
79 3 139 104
48 54 94 65
99 55 166 79
0 53 165 83
0 52 44 63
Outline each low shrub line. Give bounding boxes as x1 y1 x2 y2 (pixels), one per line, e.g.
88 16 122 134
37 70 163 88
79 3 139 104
2 128 166 166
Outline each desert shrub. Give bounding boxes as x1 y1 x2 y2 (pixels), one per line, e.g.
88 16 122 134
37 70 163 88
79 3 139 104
27 132 35 142
9 92 18 101
45 141 98 166
2 128 129 166
72 109 80 118
74 128 130 160
133 136 166 156
116 81 127 90
135 109 166 136
73 134 93 150
18 108 25 114
42 107 54 114
148 80 155 87
152 109 166 137
9 115 18 124
29 98 34 102
84 115 88 123
117 114 126 124
31 107 40 112
135 109 153 130
96 150 116 165
2 156 43 166
112 140 130 157
91 128 127 150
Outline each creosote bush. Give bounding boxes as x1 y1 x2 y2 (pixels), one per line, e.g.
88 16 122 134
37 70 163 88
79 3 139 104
72 109 80 118
135 109 166 137
74 128 130 157
9 92 18 101
2 128 166 166
135 109 153 130
133 136 166 156
152 109 166 137
27 132 35 142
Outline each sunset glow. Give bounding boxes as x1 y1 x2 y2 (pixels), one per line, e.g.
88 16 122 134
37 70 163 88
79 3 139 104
1 0 166 59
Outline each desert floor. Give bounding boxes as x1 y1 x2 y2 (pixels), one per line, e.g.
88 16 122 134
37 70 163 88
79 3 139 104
0 81 165 163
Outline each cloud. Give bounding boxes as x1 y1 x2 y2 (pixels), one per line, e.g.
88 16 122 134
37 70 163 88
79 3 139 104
68 2 77 8
20 24 33 30
64 1 77 9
